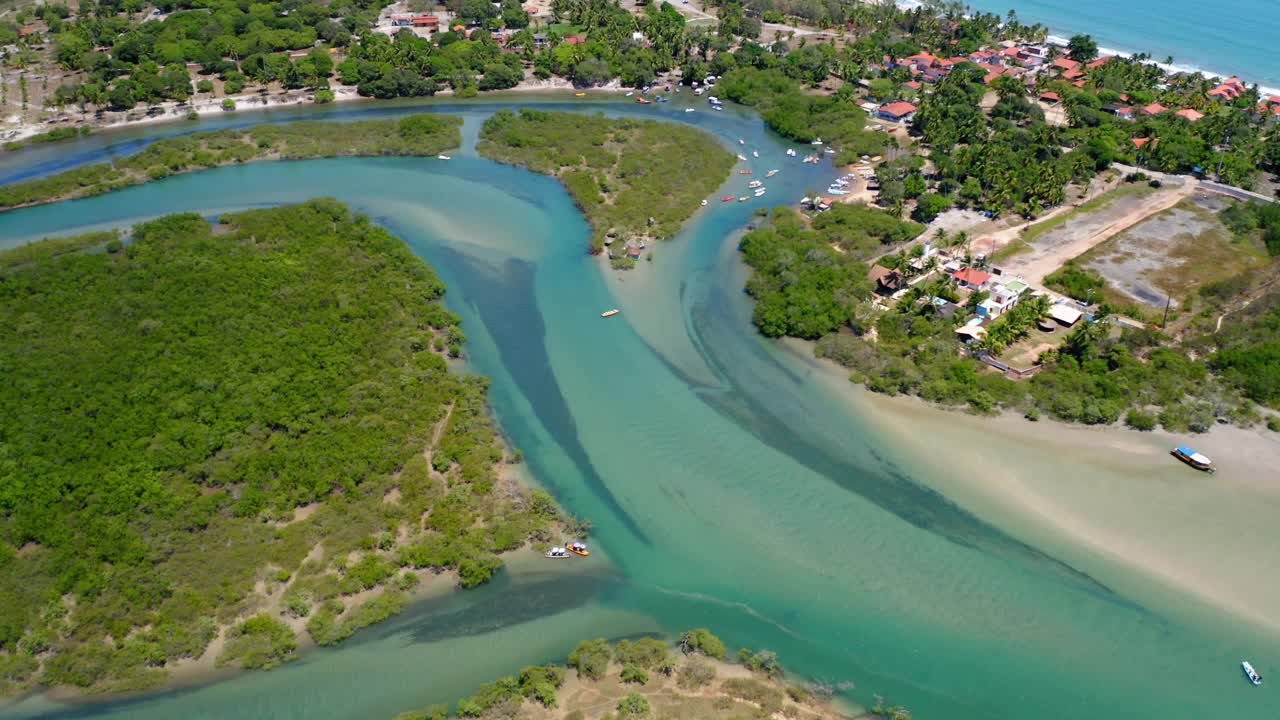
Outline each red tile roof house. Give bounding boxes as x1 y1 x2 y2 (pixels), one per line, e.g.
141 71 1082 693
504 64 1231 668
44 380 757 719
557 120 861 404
1062 69 1085 80
1038 91 1061 104
878 101 918 122
563 35 586 44
904 80 922 91
1131 137 1159 150
1051 57 1081 72
1176 108 1205 122
411 14 439 27
1208 76 1247 100
1140 102 1168 116
1086 55 1114 70
953 267 993 290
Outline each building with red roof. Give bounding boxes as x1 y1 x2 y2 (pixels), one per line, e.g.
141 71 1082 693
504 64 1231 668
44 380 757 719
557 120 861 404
1039 91 1060 103
1052 57 1080 72
563 34 586 44
1131 137 1157 149
1086 56 1113 70
1063 69 1085 80
1175 108 1204 122
1140 102 1168 116
953 267 993 290
877 101 918 122
1208 76 1247 100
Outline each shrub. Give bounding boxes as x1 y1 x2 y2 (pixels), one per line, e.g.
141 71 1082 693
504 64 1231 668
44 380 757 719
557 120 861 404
615 637 668 669
1268 416 1280 432
678 628 725 659
677 658 715 690
620 664 649 685
738 648 782 677
217 614 297 670
314 88 336 104
617 693 650 717
222 98 236 111
567 638 612 680
1124 409 1157 431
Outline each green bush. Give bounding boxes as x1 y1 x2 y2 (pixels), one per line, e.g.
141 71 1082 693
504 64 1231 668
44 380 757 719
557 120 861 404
620 664 649 685
676 657 715 690
679 628 726 659
617 692 651 717
1124 409 1157 431
567 638 612 680
217 614 297 670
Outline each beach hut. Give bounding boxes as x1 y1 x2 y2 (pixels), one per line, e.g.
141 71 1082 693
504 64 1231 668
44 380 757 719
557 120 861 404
1049 304 1083 327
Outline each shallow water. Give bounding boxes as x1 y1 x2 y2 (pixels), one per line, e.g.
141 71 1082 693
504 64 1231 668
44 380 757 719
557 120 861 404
0 98 1276 720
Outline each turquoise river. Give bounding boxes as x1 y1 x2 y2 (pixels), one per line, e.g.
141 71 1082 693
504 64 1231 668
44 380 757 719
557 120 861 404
0 95 1277 720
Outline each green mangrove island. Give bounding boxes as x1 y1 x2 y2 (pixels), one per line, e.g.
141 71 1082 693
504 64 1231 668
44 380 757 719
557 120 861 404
0 114 462 211
477 109 735 265
388 629 900 720
0 200 576 694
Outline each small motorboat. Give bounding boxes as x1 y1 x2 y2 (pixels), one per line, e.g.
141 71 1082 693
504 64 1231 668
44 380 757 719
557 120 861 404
747 180 763 188
737 153 748 161
752 150 759 158
738 169 753 175
786 148 797 157
656 96 668 102
601 309 620 318
766 169 779 177
701 199 708 206
625 91 634 97
1171 445 1214 473
574 92 585 97
753 188 766 196
738 196 749 202
721 195 735 202
824 147 836 154
1242 661 1262 685
545 546 570 558
684 108 695 113
437 154 451 160
642 86 651 93
636 96 651 104
567 542 590 556
811 138 824 145
738 138 745 145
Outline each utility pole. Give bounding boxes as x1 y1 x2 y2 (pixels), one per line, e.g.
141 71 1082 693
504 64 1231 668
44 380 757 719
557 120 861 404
1162 294 1172 328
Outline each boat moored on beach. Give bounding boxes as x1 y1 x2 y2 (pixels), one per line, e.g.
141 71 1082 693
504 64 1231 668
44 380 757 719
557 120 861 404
1242 661 1262 685
436 154 451 160
545 546 570 558
567 542 590 556
1171 445 1214 473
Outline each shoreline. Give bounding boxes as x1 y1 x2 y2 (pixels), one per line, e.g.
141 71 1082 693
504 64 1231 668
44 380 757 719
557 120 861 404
784 336 1280 637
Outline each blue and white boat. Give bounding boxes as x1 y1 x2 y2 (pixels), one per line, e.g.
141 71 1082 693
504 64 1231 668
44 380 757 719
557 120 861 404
1171 445 1214 473
1242 661 1262 686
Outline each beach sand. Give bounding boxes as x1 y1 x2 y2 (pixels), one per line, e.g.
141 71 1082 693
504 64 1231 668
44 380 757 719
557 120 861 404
789 338 1280 637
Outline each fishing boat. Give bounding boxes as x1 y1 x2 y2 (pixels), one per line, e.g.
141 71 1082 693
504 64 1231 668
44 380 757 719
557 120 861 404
738 138 745 145
1242 661 1263 685
748 180 763 188
636 96 651 104
738 169 753 175
721 195 734 202
566 542 590 557
436 154 451 160
1171 445 1214 473
752 150 759 158
545 546 570 558
601 309 620 318
753 188 766 196
737 153 748 161
738 196 749 202
684 108 695 113
766 169 779 177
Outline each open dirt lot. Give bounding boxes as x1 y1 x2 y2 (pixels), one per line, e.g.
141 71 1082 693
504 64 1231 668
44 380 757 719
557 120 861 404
1078 192 1268 307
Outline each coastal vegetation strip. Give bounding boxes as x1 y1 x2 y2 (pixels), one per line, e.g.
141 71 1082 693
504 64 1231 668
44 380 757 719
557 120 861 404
0 114 462 210
0 228 119 269
476 108 735 260
387 629 896 720
0 200 574 695
740 204 1280 432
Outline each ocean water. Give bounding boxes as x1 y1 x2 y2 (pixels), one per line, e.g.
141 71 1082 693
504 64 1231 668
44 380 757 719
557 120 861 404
0 99 1277 720
963 0 1280 89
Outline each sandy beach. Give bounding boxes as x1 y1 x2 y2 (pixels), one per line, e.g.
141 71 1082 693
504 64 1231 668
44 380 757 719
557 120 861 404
789 337 1280 636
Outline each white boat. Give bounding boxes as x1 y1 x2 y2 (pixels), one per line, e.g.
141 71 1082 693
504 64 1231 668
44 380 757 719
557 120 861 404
545 547 570 558
786 148 797 157
738 196 748 202
824 148 836 154
737 154 748 161
752 150 759 157
437 154 451 160
1242 661 1262 686
747 180 763 188
827 187 848 195
625 91 633 97
766 169 778 177
694 87 704 95
811 138 824 145
601 309 621 318
753 188 766 196
700 199 708 206
714 106 722 111
738 138 745 145
684 108 695 113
